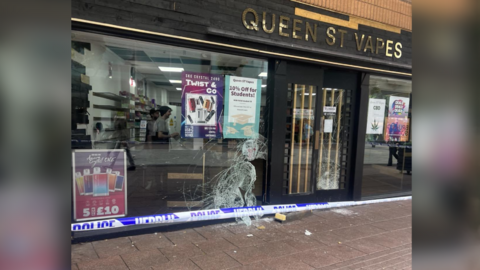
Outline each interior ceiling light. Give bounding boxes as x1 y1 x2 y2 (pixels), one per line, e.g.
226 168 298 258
176 87 182 91
169 80 182 84
258 72 267 77
262 85 266 88
159 67 184 72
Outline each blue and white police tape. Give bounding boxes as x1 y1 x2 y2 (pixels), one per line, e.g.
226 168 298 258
71 196 411 231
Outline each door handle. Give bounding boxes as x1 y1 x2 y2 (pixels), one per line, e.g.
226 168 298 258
314 131 319 150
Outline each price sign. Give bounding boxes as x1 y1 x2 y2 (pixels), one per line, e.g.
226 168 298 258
72 150 128 221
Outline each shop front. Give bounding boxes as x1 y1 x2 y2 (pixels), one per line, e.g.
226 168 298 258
71 0 411 240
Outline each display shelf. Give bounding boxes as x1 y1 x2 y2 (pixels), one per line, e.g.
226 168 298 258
93 105 130 111
93 116 127 121
136 110 148 114
93 92 131 102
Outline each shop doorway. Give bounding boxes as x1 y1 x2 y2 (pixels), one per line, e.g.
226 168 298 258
267 61 359 203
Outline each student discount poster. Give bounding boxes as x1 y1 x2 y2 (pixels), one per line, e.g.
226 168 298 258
223 75 262 138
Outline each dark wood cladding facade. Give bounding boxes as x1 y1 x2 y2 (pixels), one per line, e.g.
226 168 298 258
72 0 411 75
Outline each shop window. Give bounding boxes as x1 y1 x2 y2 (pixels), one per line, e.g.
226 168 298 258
71 31 268 226
361 76 412 198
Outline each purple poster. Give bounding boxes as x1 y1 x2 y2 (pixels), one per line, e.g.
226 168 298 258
72 149 127 221
181 72 224 138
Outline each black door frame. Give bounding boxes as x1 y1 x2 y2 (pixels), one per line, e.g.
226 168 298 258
265 59 367 204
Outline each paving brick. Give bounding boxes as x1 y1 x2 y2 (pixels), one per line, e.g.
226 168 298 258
353 224 388 237
223 224 260 235
362 234 404 248
77 255 128 270
91 237 138 258
361 255 405 270
223 246 268 265
311 230 351 246
71 263 79 270
320 244 367 261
195 238 237 254
164 229 207 245
261 255 314 270
129 233 174 251
369 218 408 231
223 233 266 248
282 235 326 251
344 237 389 254
152 259 201 270
330 226 365 240
71 243 99 264
121 249 169 270
194 225 236 240
190 252 242 270
291 250 342 268
257 240 298 258
230 262 268 270
274 223 306 235
159 243 205 261
253 228 293 242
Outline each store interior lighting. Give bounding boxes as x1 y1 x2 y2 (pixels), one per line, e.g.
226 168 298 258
258 72 267 77
159 67 184 72
169 80 182 84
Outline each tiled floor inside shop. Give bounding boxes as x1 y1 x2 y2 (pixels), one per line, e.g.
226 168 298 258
72 199 412 270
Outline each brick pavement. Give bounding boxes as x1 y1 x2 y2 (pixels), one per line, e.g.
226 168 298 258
72 199 411 270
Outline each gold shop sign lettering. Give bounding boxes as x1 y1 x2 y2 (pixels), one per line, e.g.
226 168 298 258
242 8 403 59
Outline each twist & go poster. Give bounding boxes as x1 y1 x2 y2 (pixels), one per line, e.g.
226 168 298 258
181 72 224 138
223 75 262 138
72 150 127 221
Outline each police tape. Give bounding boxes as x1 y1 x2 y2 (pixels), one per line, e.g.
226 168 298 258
71 196 411 231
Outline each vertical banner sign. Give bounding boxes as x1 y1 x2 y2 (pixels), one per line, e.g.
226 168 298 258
72 150 127 221
223 75 262 138
366 98 386 134
181 72 224 138
385 96 410 141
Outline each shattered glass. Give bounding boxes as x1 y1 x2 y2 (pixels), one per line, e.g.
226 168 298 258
317 89 346 190
182 134 268 226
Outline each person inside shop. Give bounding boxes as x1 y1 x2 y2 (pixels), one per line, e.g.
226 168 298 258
154 106 180 148
303 120 313 142
146 108 160 147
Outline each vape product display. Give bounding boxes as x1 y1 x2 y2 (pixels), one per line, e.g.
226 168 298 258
75 172 85 195
114 171 125 191
197 108 205 123
188 98 196 113
92 167 109 197
205 110 216 122
107 168 116 192
83 169 94 195
204 99 211 111
185 94 216 126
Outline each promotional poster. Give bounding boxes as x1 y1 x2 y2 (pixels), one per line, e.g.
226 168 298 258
181 72 224 138
223 75 262 138
72 150 127 221
366 98 386 134
384 117 410 142
388 96 410 118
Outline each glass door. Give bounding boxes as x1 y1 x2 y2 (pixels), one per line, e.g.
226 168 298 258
285 84 318 194
280 65 357 202
316 88 351 191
